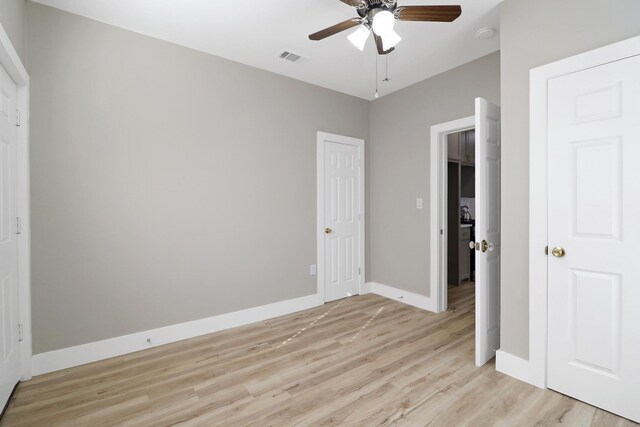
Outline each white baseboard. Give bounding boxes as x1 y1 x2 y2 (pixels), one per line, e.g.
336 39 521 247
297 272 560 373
367 282 437 312
359 282 372 294
496 349 535 386
31 283 442 377
32 293 322 376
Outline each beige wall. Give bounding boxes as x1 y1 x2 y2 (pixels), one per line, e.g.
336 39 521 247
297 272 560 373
0 0 26 61
500 0 640 359
369 52 500 296
26 3 370 354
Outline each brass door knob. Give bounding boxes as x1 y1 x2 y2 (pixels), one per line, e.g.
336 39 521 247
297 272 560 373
551 247 566 258
481 240 488 253
325 228 332 234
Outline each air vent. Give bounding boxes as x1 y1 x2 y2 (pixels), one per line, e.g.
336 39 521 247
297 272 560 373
278 51 308 64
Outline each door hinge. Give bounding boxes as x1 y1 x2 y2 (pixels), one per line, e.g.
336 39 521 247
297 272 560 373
16 109 21 127
18 324 23 342
16 217 21 235
358 267 361 275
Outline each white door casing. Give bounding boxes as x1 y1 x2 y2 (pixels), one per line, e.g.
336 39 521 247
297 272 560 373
317 132 364 303
546 55 640 422
475 97 501 367
0 63 20 409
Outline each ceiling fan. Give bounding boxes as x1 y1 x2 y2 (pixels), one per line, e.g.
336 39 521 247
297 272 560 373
309 1 462 55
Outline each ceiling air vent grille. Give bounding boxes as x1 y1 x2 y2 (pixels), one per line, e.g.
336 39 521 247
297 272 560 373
278 51 308 64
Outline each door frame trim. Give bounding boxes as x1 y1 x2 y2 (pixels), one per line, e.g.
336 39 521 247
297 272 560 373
316 131 365 303
0 24 32 380
429 116 475 313
529 35 640 389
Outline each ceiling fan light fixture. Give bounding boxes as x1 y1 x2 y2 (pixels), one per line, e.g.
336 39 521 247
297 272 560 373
348 24 370 51
308 2 461 56
381 29 401 51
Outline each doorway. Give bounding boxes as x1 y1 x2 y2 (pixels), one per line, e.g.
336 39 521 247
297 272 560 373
446 129 476 286
445 128 476 327
430 98 501 367
316 132 365 303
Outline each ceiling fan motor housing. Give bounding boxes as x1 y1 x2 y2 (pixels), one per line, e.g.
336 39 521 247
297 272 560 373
357 0 398 19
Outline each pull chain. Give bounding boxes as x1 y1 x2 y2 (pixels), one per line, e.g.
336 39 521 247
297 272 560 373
375 54 379 99
383 55 391 83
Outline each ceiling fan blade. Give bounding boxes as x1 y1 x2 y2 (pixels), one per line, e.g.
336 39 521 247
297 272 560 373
309 18 361 41
374 34 395 55
395 5 462 22
338 0 364 7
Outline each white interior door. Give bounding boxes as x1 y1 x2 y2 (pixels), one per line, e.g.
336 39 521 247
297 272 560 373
547 55 640 423
0 64 20 409
474 97 501 367
322 137 362 302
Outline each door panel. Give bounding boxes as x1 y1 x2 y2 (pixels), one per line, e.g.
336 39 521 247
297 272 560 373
547 55 640 422
572 138 621 239
569 269 621 375
323 140 361 302
474 98 501 367
0 64 20 410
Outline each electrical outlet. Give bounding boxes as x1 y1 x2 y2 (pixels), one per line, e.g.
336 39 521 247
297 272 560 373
309 264 317 276
416 198 424 209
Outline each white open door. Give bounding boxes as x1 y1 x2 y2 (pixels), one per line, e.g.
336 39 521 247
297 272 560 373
474 97 501 367
0 63 21 409
546 55 640 422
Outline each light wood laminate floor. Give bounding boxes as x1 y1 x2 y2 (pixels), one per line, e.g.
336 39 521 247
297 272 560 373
2 283 637 426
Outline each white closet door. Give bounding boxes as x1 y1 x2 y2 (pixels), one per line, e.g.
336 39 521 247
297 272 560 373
547 55 640 423
0 63 20 410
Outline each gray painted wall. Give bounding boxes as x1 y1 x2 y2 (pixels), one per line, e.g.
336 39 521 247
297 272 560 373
26 3 370 354
0 0 26 61
31 0 637 360
369 52 500 296
500 0 640 359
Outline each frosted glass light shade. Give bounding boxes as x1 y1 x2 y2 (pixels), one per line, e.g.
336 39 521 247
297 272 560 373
348 25 370 51
372 10 395 35
382 29 401 51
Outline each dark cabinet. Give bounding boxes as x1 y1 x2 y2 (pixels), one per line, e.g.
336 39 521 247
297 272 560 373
459 227 471 282
460 165 475 198
462 130 475 165
448 130 475 165
447 132 461 161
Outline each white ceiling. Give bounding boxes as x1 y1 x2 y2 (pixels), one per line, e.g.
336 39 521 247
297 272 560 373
32 0 502 100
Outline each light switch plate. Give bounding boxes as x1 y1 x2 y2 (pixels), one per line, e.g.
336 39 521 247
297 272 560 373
416 198 424 209
309 264 317 276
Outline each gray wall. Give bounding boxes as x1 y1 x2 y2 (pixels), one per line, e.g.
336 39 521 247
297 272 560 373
0 0 26 61
26 3 370 354
369 52 500 296
500 0 640 359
